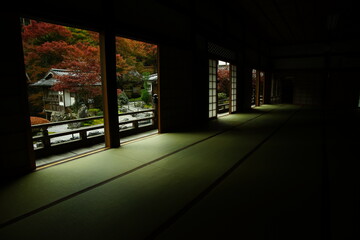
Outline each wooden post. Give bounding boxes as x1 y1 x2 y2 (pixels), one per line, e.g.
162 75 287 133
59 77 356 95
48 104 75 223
79 130 87 141
99 30 120 148
264 71 272 104
133 121 139 130
260 71 265 105
255 70 260 106
152 95 158 127
42 127 51 149
0 11 36 176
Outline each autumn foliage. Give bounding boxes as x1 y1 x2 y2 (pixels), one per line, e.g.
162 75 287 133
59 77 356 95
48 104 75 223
115 37 157 77
22 19 157 114
30 116 50 125
217 67 230 95
52 43 102 99
22 20 157 87
22 21 76 81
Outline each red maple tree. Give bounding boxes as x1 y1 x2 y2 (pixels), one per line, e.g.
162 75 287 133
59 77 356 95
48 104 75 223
22 21 73 81
22 21 102 107
52 43 101 96
22 20 158 114
217 67 230 94
115 37 157 76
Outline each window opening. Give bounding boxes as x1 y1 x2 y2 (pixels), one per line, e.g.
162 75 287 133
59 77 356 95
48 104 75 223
209 59 237 118
217 60 231 116
270 75 281 104
252 69 265 107
259 71 265 105
251 69 258 107
21 18 105 167
115 36 159 142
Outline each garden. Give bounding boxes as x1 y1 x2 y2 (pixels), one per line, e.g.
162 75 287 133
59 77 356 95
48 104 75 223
22 19 158 149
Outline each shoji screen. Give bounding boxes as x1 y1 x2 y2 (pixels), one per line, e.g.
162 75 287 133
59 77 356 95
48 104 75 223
230 65 237 112
209 59 217 118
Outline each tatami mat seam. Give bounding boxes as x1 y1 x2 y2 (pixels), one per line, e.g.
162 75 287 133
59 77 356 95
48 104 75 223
145 106 301 239
0 106 279 230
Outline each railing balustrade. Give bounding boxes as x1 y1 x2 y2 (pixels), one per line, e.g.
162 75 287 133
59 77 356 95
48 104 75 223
43 96 59 102
217 98 230 112
31 109 156 157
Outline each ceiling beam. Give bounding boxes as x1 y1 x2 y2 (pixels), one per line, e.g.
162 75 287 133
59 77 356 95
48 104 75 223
272 0 295 42
251 0 286 43
294 0 306 43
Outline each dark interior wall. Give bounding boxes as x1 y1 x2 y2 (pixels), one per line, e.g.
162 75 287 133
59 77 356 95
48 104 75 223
191 35 210 126
273 71 324 106
238 66 253 111
0 12 35 177
239 48 266 111
271 42 360 108
112 1 194 44
271 44 327 106
158 44 196 132
293 72 323 106
327 70 360 109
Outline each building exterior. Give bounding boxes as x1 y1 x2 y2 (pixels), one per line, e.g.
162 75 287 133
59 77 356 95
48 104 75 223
31 69 77 116
146 73 158 95
119 70 158 98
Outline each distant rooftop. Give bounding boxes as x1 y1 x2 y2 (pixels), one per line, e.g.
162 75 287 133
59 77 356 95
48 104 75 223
31 68 101 87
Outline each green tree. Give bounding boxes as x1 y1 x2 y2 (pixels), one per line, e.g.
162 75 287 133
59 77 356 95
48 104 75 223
141 72 151 104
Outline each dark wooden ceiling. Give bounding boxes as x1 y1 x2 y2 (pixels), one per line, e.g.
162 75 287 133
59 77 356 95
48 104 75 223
229 0 359 46
161 0 359 47
17 0 360 49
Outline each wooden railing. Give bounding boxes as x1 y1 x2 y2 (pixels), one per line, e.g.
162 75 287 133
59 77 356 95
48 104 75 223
218 98 230 113
43 96 59 102
31 109 156 158
44 104 63 112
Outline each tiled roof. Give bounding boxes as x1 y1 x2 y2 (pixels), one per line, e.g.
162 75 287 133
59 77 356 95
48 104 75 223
31 68 101 87
147 73 157 81
31 69 74 87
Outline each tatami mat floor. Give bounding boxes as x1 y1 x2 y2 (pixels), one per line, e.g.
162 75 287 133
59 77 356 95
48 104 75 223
0 104 358 239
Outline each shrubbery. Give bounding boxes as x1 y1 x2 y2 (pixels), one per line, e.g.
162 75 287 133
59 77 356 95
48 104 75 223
218 92 228 100
118 91 129 106
141 89 151 104
88 108 103 116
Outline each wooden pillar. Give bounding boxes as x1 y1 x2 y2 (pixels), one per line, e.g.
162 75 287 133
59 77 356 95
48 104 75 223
234 58 242 113
255 70 260 106
263 71 272 104
238 66 252 111
99 30 120 148
0 11 35 178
